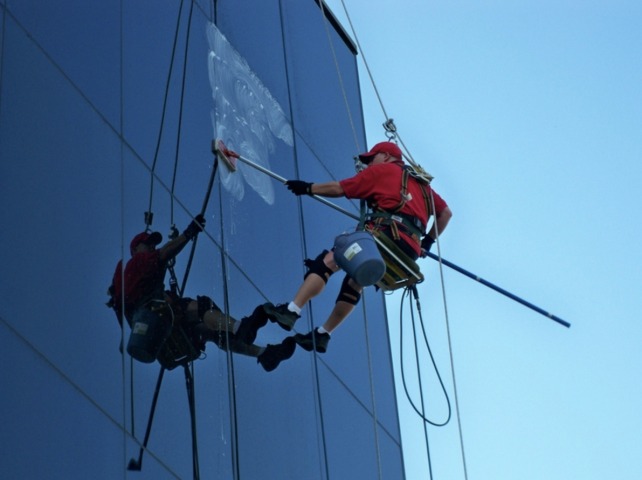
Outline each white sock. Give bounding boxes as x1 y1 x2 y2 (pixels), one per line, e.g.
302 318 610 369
288 302 302 315
317 326 330 336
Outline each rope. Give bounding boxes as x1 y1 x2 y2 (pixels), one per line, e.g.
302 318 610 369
336 0 390 122
314 6 387 475
278 3 332 476
398 288 452 427
406 288 434 479
429 191 470 480
328 3 470 476
169 0 195 227
145 0 187 230
212 163 242 480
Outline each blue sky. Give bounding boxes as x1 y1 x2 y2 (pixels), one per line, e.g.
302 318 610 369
325 1 642 478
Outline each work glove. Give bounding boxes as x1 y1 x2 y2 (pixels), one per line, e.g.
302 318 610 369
183 214 206 240
420 235 435 257
286 180 313 196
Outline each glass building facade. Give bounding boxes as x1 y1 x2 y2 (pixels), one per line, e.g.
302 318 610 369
0 1 405 478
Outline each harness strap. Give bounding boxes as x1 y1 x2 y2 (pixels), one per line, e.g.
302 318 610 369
366 211 423 238
358 164 433 246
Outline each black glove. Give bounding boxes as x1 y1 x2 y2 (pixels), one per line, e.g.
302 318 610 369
420 235 435 255
184 214 206 240
286 180 313 196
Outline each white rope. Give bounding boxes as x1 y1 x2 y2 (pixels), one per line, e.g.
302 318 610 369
429 190 469 480
336 0 390 122
316 3 383 476
333 2 468 476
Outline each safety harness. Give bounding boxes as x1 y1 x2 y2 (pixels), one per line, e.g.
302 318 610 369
363 164 433 246
353 163 432 291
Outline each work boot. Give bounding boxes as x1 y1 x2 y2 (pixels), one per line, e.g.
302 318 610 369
263 303 300 331
235 304 269 344
257 337 297 372
293 328 331 353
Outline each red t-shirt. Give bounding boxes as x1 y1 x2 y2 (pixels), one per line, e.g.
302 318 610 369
111 250 167 324
339 162 448 255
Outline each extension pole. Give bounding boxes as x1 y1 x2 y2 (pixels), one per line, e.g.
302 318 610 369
427 252 570 328
214 139 357 219
180 155 219 295
128 366 166 471
214 139 569 328
184 365 200 480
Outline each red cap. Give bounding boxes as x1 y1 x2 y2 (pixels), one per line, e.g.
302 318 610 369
358 141 403 163
130 231 162 255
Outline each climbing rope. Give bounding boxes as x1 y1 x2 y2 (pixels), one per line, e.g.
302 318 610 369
315 6 386 475
131 0 188 458
129 2 208 478
319 2 469 477
145 0 188 231
429 189 470 480
169 0 195 228
399 287 452 427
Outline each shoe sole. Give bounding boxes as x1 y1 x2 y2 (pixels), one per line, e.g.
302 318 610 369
293 333 328 353
263 304 297 331
259 337 297 372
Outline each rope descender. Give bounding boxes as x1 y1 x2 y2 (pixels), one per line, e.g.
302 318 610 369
383 118 397 141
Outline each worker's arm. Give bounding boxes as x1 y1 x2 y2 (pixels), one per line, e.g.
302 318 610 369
158 214 206 262
427 206 452 240
158 234 190 263
421 207 452 257
310 181 345 198
285 179 345 197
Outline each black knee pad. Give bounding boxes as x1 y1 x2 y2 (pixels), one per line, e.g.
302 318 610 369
304 249 334 284
196 295 222 319
336 275 362 305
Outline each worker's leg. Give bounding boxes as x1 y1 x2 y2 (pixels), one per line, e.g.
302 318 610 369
184 296 237 331
264 249 339 331
293 250 340 307
187 296 270 346
322 276 363 333
294 275 362 353
186 298 295 369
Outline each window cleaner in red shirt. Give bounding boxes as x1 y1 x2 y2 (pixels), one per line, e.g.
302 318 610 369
108 215 295 372
263 141 452 354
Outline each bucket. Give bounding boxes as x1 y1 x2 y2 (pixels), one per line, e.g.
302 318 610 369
126 302 173 363
333 231 386 286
